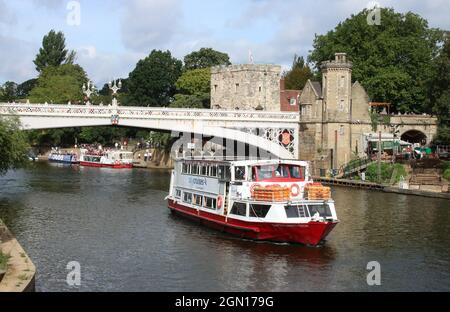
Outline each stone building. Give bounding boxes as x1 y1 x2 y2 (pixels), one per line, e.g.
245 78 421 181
210 64 282 111
299 52 437 171
209 54 437 170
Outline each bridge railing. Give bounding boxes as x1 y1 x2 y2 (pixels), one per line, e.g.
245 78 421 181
0 103 300 122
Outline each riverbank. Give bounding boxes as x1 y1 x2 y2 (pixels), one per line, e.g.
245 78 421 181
313 176 450 199
0 219 36 292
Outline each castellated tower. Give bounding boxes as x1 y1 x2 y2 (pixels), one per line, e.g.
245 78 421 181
321 52 352 121
320 53 353 169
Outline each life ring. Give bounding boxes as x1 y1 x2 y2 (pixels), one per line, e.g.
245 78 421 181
217 195 223 209
290 183 300 197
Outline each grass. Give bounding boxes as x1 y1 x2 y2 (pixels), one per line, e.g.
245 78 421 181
443 169 450 181
0 250 10 272
366 163 407 184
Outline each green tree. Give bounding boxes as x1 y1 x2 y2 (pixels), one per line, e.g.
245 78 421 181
184 48 231 70
17 78 38 98
33 30 76 72
127 50 182 106
0 116 29 175
0 81 18 102
283 55 313 90
308 8 443 113
29 64 87 103
176 68 210 96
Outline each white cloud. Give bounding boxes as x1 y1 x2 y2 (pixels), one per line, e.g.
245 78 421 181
0 34 38 83
120 0 183 52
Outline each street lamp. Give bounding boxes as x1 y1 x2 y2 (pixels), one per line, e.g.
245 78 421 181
82 81 95 105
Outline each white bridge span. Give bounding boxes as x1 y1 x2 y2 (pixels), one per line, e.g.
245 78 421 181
0 103 300 159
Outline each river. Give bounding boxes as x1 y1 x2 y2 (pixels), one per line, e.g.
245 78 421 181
0 162 449 291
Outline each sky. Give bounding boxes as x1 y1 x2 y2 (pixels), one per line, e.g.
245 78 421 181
0 0 449 86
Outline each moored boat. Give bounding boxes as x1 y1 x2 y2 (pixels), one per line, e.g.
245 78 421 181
79 149 133 169
166 158 339 246
48 152 79 164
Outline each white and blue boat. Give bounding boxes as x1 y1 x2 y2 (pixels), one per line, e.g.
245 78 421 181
48 152 79 164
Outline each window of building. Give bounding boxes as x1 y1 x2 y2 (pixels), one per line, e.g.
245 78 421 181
204 197 216 210
235 83 239 92
259 86 262 92
339 99 345 111
249 204 271 218
289 98 296 106
214 84 218 92
175 189 182 198
183 192 192 204
191 163 199 175
230 202 247 216
340 75 345 88
339 125 345 136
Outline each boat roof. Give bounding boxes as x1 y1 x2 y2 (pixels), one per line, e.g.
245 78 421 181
176 157 309 167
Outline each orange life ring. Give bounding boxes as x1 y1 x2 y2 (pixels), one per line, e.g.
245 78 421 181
217 195 223 209
290 183 300 197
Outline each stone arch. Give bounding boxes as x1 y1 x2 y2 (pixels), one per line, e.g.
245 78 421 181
401 129 427 144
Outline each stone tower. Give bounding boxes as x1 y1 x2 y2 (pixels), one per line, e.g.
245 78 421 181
210 64 281 111
320 53 353 169
321 52 352 121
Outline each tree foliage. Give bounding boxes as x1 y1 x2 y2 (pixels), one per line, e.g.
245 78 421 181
0 116 29 175
0 81 18 102
29 64 87 103
283 55 313 90
176 68 211 96
184 48 231 70
17 79 38 98
308 8 444 113
33 30 76 72
127 50 182 106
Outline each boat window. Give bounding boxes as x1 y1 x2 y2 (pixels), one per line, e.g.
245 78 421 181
257 165 274 180
204 197 216 210
234 166 246 181
285 205 309 218
201 165 208 176
209 165 217 177
289 165 305 180
183 192 192 204
230 202 247 216
193 194 203 206
191 164 199 175
274 165 289 178
182 163 189 174
175 189 182 198
249 204 271 218
218 165 231 180
307 204 332 218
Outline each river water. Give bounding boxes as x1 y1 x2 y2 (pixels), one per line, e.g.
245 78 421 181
0 162 449 292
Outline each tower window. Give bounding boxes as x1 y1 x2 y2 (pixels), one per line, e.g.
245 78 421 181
339 99 345 111
235 83 239 92
339 125 345 135
214 84 218 92
340 76 345 88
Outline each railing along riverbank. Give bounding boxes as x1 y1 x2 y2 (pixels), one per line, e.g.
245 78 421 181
313 176 450 200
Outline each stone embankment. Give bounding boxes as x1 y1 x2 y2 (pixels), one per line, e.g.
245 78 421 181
0 220 36 292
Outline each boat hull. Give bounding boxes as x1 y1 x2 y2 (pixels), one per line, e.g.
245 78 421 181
80 161 133 169
167 199 337 246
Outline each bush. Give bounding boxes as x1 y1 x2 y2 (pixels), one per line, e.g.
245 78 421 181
442 161 450 172
0 250 10 272
366 163 406 184
443 169 450 181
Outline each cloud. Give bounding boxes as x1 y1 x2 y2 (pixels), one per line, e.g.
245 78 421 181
76 45 145 85
120 0 183 52
32 0 64 10
0 0 16 26
0 34 38 83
